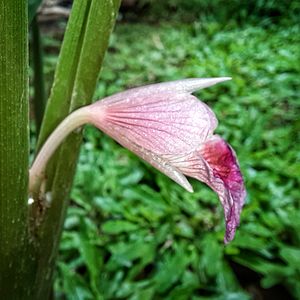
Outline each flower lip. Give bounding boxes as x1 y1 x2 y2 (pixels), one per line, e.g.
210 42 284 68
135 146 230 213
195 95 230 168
199 136 246 243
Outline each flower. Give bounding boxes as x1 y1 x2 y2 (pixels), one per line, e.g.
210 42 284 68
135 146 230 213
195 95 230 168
30 77 245 243
87 78 246 243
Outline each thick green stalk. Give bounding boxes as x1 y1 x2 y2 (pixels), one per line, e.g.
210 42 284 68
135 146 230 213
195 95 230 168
0 0 36 298
31 15 46 135
31 0 121 297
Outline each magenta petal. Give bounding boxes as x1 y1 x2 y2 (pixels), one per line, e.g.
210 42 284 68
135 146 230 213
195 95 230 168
200 136 246 243
168 136 246 243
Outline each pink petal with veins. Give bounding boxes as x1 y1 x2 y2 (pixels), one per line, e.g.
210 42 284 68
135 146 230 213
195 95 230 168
86 78 245 242
90 92 217 154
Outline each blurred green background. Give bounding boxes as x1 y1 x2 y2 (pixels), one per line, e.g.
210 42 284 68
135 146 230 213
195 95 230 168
31 0 300 299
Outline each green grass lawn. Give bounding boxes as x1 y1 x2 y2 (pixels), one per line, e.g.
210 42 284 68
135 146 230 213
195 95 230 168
45 17 300 300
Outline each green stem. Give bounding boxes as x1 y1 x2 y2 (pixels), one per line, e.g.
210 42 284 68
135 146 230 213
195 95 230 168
31 15 46 136
30 1 121 297
0 0 36 297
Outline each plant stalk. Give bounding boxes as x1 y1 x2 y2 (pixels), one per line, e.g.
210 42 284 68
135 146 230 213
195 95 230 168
31 15 46 136
30 0 121 297
29 107 91 195
0 0 37 298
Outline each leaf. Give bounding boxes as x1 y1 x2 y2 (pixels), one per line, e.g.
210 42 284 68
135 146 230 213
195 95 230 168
107 240 155 270
57 262 94 300
199 234 223 278
217 261 243 292
102 220 139 234
154 243 190 293
28 0 43 24
234 255 293 288
129 286 155 300
77 218 103 298
279 246 300 268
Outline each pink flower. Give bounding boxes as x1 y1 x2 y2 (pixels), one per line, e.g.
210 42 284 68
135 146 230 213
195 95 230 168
30 77 245 243
87 78 246 243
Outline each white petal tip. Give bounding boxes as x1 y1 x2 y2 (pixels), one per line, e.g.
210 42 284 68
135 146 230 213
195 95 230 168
181 182 194 193
174 77 232 93
192 77 232 90
171 172 194 192
218 77 232 82
186 185 194 193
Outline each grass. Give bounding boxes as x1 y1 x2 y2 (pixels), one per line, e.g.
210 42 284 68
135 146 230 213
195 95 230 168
37 14 300 300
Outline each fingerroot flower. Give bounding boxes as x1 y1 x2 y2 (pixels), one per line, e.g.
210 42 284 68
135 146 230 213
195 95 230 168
30 78 246 243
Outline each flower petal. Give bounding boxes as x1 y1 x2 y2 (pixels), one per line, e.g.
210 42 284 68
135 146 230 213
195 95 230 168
89 88 218 155
167 135 246 243
110 136 194 193
93 78 231 105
